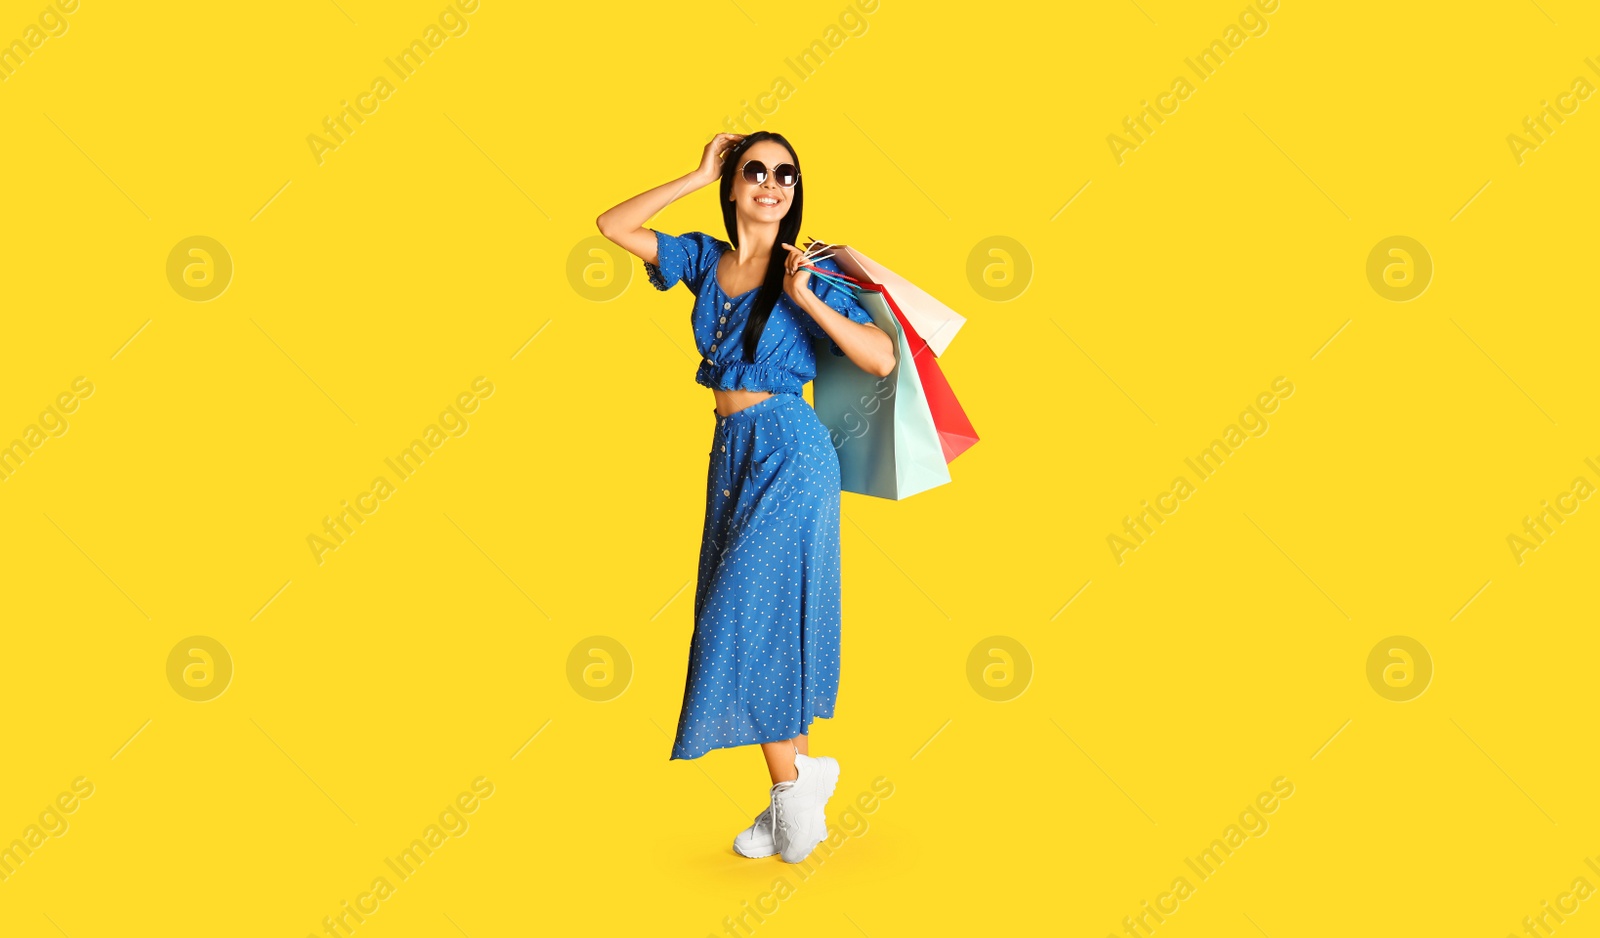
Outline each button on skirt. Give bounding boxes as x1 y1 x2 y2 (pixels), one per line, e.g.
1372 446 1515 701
670 391 843 760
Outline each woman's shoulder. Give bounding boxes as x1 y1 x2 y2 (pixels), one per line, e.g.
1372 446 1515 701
675 230 732 255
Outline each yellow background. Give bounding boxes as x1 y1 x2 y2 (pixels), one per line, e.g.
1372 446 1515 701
2 0 1597 935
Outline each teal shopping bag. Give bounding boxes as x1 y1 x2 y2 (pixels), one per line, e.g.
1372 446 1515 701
812 285 951 500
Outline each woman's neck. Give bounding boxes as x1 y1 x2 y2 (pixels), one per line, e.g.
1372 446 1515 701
733 217 780 266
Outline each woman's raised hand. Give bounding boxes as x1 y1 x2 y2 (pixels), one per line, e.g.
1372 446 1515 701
697 133 746 183
780 243 813 302
596 132 746 264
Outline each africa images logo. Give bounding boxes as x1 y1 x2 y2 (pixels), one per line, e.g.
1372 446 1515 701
305 1 480 166
1107 377 1294 564
307 377 494 565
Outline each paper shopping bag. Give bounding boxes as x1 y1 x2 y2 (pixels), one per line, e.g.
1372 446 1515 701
813 243 968 357
812 285 951 500
884 295 980 463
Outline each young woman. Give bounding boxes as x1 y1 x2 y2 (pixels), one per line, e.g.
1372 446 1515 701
597 131 894 863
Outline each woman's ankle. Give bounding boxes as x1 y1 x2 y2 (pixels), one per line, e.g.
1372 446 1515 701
762 738 802 784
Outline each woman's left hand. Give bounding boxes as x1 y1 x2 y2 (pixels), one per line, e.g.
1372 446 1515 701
781 243 812 304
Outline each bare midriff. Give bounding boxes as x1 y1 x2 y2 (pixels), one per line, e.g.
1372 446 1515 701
714 388 774 417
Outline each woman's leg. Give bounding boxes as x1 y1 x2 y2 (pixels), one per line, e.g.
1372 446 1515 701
760 735 809 784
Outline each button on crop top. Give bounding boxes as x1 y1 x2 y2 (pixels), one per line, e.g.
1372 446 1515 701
643 229 877 394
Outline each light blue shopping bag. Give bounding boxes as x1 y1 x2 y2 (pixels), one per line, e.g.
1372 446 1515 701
811 286 951 500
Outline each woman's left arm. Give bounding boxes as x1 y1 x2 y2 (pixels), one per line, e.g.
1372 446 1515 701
782 244 896 378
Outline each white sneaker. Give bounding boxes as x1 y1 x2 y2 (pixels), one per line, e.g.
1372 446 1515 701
771 753 840 864
732 806 777 858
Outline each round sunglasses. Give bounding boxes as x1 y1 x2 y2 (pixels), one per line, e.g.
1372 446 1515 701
739 159 800 188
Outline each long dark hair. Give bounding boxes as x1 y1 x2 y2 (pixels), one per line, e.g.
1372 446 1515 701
720 131 804 362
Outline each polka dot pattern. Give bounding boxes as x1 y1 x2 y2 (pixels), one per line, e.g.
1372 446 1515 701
644 229 866 761
643 228 876 394
669 392 844 761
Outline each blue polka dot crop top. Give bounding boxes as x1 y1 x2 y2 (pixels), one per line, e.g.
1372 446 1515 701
644 229 877 395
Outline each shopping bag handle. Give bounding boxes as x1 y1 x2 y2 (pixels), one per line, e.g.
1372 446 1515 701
800 240 875 287
800 265 865 291
806 265 867 287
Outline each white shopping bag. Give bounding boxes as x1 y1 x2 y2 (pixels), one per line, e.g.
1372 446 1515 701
809 243 967 357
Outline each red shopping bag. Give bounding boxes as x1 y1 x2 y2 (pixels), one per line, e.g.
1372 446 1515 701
806 258 979 464
882 290 979 463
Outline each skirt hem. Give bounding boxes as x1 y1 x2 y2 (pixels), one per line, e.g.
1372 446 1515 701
668 712 835 762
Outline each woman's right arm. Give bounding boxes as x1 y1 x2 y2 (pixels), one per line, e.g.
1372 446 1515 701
596 133 744 265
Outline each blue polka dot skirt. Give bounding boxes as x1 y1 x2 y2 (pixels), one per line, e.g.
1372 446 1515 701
670 392 843 760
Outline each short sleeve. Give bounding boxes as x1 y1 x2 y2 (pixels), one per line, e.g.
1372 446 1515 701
644 230 720 293
801 258 878 356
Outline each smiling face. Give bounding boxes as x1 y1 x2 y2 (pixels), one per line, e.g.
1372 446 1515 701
728 139 797 223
